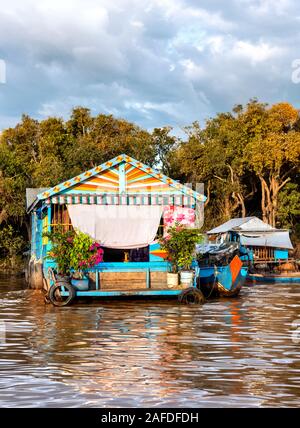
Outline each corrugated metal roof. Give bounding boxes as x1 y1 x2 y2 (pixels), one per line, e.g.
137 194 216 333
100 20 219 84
207 217 278 234
26 188 47 211
207 217 292 249
207 217 258 234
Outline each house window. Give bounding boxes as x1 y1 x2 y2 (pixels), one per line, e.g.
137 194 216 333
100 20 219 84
102 247 149 262
51 204 73 232
252 246 274 261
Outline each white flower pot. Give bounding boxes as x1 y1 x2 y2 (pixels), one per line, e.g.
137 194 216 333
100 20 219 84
180 270 194 287
167 272 179 288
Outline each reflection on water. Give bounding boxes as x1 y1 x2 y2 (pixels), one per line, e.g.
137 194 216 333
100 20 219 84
0 275 300 407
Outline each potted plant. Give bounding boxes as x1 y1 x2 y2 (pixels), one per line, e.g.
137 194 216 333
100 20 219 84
159 223 203 288
44 229 75 279
69 231 103 290
43 228 104 291
159 234 179 288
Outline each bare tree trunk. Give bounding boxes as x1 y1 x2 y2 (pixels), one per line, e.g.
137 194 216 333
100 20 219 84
204 180 211 208
227 164 247 217
237 193 246 217
224 196 231 220
260 176 267 222
259 176 273 225
259 174 291 227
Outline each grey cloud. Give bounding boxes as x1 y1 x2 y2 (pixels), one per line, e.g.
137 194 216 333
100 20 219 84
0 0 300 134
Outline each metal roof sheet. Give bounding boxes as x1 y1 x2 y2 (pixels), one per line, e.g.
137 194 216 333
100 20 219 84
26 188 47 211
207 217 262 234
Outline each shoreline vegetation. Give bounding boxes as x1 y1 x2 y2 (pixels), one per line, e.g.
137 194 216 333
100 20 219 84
0 98 300 272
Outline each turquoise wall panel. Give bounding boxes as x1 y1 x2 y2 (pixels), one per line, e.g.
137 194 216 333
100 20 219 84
274 249 289 260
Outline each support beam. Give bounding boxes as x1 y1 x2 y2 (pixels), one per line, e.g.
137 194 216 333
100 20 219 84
119 162 126 193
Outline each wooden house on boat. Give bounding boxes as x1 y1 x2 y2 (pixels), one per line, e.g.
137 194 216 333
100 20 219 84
206 217 300 284
26 154 206 301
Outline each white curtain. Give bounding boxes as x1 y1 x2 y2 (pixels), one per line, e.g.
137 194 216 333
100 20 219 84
67 204 163 249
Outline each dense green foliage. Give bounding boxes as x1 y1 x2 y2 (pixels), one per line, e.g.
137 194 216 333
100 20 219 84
43 229 76 275
179 99 300 233
0 100 299 269
159 224 203 272
43 228 103 276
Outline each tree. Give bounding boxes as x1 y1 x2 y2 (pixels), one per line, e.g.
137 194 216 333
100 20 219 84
176 100 300 229
244 102 300 226
1 100 299 270
277 183 300 230
151 127 179 176
179 114 256 224
0 108 157 269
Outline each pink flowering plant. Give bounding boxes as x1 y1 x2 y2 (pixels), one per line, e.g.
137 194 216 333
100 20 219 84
159 223 203 273
43 228 103 277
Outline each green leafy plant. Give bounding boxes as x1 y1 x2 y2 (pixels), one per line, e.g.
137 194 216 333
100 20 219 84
0 224 25 269
43 228 103 277
43 228 75 275
159 224 203 272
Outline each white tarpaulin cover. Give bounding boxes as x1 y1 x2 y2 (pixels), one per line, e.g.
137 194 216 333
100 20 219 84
240 231 293 250
67 204 163 249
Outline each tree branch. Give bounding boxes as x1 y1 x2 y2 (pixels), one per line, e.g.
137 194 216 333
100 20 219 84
227 164 235 185
204 180 211 208
213 174 226 182
278 177 291 192
281 166 297 182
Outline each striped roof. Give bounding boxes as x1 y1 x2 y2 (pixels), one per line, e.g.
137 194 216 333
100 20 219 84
36 154 206 203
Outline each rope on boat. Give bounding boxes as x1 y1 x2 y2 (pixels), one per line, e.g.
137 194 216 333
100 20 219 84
206 265 218 299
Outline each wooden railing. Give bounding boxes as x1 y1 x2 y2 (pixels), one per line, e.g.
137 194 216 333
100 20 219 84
252 246 274 261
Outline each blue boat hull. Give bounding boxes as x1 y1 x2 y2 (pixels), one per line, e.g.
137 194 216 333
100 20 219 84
246 273 300 284
198 256 247 298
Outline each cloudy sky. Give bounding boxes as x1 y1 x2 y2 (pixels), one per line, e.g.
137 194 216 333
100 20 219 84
0 0 300 134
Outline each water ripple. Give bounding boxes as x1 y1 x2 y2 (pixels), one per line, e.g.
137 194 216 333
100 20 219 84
0 276 300 407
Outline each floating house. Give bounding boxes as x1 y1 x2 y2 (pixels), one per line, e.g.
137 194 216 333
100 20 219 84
26 154 206 296
206 217 300 283
207 217 293 262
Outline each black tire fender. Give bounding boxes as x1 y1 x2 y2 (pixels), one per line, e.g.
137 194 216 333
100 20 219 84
49 282 76 307
178 287 205 305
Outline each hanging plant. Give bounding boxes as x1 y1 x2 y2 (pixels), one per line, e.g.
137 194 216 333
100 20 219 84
43 228 104 278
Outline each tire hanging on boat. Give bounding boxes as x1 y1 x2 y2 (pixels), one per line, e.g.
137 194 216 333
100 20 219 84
49 281 76 307
178 287 205 305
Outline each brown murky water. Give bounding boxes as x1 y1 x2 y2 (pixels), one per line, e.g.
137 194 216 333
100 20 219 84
0 276 300 407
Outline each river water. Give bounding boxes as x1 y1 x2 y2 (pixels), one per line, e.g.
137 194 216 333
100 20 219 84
0 276 299 408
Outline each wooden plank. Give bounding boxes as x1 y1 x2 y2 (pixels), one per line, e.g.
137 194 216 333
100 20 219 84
150 271 167 289
88 272 97 289
97 271 169 290
100 271 146 290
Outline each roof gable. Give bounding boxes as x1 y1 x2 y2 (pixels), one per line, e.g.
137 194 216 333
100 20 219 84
37 154 206 202
26 187 48 211
207 217 276 234
238 217 274 231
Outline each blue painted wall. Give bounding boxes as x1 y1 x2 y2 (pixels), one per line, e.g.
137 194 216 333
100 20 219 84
274 249 289 260
149 242 164 262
